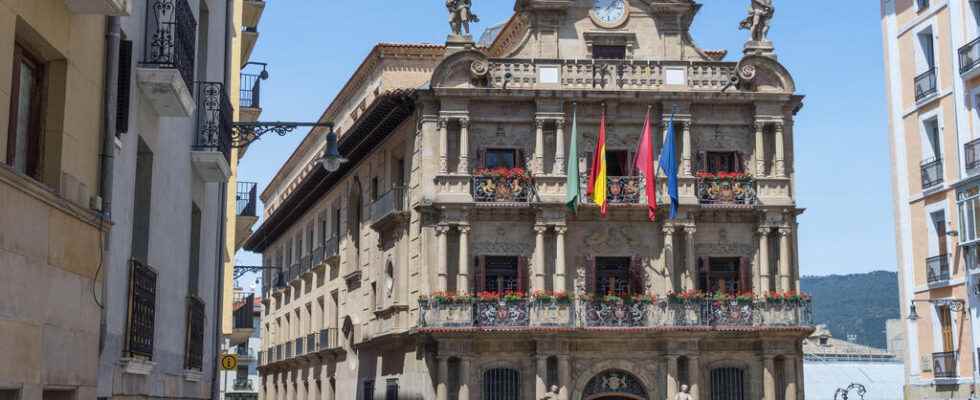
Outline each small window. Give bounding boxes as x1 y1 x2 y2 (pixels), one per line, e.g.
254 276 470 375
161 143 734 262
363 380 375 400
483 256 520 293
595 257 634 296
606 150 631 177
593 45 626 60
703 152 744 174
917 0 930 11
485 149 517 169
819 336 829 346
385 379 399 400
385 261 395 298
7 44 44 178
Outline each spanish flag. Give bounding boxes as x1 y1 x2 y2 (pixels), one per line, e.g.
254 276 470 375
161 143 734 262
588 107 608 216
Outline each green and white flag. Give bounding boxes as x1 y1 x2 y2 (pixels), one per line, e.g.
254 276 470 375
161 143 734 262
565 104 580 212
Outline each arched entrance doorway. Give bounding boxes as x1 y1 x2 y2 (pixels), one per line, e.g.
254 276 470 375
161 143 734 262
582 370 648 400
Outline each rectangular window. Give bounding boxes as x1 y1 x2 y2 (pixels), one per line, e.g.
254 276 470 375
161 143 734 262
117 38 133 136
126 259 157 359
132 139 154 262
394 158 405 187
939 305 954 352
922 118 941 160
7 44 44 178
184 296 205 370
917 28 936 70
363 380 375 400
592 45 626 60
704 152 744 174
188 204 201 295
917 0 930 12
371 176 380 201
483 256 521 293
702 258 743 293
484 149 517 169
385 379 399 400
595 257 633 296
42 390 74 400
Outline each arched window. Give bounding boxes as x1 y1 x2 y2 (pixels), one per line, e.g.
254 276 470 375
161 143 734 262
582 369 647 399
483 368 520 400
710 367 746 400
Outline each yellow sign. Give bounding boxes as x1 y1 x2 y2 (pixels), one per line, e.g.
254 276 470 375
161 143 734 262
220 354 238 370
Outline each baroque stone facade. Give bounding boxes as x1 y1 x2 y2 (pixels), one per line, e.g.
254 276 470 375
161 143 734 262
249 1 810 399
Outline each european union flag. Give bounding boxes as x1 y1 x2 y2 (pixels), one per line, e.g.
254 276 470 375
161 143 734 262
658 115 679 219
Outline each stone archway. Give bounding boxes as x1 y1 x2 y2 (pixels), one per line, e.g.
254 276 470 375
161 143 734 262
581 370 648 400
572 360 657 400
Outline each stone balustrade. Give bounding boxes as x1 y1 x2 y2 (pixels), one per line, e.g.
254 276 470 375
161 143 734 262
488 59 738 91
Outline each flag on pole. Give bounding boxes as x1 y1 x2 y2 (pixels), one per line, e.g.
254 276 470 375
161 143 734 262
659 113 679 219
634 107 657 221
565 104 580 213
588 106 609 216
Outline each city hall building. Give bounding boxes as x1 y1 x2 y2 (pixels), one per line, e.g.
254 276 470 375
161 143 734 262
247 1 811 399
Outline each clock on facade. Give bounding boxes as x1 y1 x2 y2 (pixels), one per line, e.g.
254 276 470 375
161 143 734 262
591 0 629 28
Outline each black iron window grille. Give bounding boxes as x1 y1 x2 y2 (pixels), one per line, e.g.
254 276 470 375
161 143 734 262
184 296 205 370
933 351 957 378
915 68 938 101
921 157 944 189
483 368 520 400
240 72 263 108
195 82 234 163
237 182 258 217
126 259 157 359
142 0 197 87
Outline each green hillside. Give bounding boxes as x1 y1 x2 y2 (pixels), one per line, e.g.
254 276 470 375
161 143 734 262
800 271 900 349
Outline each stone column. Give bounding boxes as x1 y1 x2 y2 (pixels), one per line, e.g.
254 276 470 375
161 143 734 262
459 357 472 400
689 355 701 400
666 355 679 400
558 355 571 400
684 225 697 290
682 121 692 176
758 227 770 292
534 224 548 291
283 371 291 400
762 356 776 400
436 225 450 292
663 224 675 292
784 355 798 400
778 227 792 291
458 224 471 294
458 117 470 174
774 122 785 177
436 356 449 400
320 367 333 400
754 122 766 177
555 226 567 292
535 119 546 174
307 367 319 400
554 120 566 175
439 117 449 174
535 355 548 399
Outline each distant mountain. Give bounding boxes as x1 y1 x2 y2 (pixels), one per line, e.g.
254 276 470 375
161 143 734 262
800 271 900 349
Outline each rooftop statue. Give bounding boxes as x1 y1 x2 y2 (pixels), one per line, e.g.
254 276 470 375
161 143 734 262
447 0 480 38
739 0 774 43
675 384 693 400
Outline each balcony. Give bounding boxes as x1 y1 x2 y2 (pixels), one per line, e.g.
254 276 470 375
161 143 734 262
284 341 293 359
294 337 304 357
696 173 758 207
914 68 938 102
370 186 408 230
966 139 980 171
233 378 254 391
136 0 197 117
241 27 259 64
313 236 340 270
306 333 316 353
229 294 254 346
472 174 534 203
243 0 267 29
419 298 812 329
921 157 944 190
239 71 264 122
191 82 233 182
607 176 642 204
926 255 951 285
319 328 341 352
960 37 980 79
235 182 259 251
933 351 957 379
488 59 735 91
65 0 130 15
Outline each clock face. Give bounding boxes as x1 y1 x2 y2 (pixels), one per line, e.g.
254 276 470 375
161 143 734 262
593 0 627 25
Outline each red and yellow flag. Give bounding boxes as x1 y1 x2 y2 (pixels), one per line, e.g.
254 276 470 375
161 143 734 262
588 107 608 216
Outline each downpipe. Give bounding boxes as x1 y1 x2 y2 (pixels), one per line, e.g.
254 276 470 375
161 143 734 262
98 15 121 357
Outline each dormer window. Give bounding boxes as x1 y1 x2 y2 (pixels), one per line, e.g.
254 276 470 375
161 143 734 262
593 45 626 60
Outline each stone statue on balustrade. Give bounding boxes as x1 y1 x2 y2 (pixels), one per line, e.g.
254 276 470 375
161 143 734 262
540 385 560 400
674 384 693 400
739 0 775 56
447 0 479 39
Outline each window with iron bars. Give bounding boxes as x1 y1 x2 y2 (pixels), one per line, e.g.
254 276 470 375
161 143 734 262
185 296 205 370
126 260 157 359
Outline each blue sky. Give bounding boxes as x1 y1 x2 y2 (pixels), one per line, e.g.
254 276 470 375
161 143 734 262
234 1 893 285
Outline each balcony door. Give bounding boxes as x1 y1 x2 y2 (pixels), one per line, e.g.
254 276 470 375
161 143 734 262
591 257 644 296
699 257 751 294
477 256 525 293
938 305 955 352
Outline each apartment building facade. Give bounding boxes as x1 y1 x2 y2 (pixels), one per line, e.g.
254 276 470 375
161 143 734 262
223 291 263 400
882 0 980 398
0 1 119 399
248 1 811 399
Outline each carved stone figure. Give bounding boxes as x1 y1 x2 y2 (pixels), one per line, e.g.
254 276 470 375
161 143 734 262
675 384 693 400
541 385 560 400
447 0 480 37
739 0 774 42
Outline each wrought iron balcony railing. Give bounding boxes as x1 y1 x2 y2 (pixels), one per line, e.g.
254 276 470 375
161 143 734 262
915 68 938 101
473 175 533 202
696 174 758 206
294 337 304 356
240 72 263 108
961 37 980 74
370 186 407 226
126 259 157 359
142 0 197 87
607 176 642 204
233 294 254 330
233 378 254 391
320 328 340 350
966 139 980 171
300 255 312 275
921 157 944 189
926 255 951 284
195 82 233 163
237 182 258 217
288 263 300 282
933 351 957 378
323 236 339 260
419 299 813 329
307 333 316 353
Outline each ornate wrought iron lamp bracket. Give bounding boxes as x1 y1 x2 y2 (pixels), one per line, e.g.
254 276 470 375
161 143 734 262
231 122 334 148
234 265 282 280
907 298 966 321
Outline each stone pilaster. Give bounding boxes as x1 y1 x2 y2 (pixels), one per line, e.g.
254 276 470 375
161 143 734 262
439 118 449 174
774 121 785 177
663 224 676 292
757 226 771 292
554 226 567 292
778 227 792 291
534 224 549 291
436 225 450 292
554 119 566 175
458 224 471 294
458 117 470 174
684 225 697 290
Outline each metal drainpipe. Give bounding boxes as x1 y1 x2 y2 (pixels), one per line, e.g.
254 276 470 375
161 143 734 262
98 15 121 356
213 0 234 399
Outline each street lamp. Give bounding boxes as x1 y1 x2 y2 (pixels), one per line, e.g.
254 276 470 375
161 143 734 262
316 123 348 172
907 298 966 321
